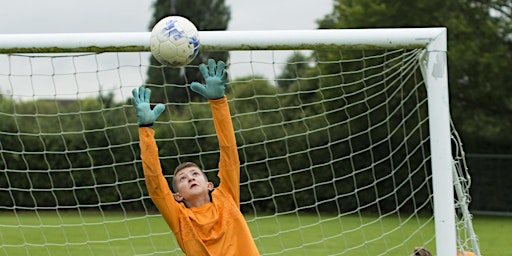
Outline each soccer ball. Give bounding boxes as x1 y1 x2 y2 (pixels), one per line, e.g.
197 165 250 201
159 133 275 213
150 16 200 68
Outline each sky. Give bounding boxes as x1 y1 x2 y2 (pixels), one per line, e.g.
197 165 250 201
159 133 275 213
0 0 334 99
0 0 333 33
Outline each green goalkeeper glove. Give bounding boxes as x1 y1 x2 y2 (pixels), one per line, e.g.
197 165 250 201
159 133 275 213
131 86 165 127
190 59 227 100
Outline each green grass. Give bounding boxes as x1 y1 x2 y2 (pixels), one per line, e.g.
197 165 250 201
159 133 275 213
248 213 436 255
471 214 512 255
0 211 509 255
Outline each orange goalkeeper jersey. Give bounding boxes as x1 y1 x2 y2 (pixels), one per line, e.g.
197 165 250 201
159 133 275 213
138 97 260 256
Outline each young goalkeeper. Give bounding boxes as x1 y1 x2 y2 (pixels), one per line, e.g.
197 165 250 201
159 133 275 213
132 59 260 256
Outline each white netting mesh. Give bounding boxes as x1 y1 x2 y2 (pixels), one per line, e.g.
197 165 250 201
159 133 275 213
0 46 476 255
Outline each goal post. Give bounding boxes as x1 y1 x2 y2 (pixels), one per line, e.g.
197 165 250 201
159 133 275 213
0 28 479 255
418 30 456 254
0 28 442 53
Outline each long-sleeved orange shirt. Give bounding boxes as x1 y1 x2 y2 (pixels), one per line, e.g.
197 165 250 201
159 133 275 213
138 97 260 256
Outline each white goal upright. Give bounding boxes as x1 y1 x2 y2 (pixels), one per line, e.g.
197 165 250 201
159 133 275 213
0 28 479 255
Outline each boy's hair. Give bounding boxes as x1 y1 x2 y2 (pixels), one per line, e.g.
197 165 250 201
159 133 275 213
172 162 208 192
411 247 432 256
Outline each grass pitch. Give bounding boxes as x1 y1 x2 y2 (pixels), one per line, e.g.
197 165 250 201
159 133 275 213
0 211 508 255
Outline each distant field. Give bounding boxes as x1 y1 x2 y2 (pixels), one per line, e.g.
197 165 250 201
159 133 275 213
470 214 512 255
0 211 508 255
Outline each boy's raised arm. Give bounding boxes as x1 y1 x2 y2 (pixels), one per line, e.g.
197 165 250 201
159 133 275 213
190 59 240 205
132 87 180 233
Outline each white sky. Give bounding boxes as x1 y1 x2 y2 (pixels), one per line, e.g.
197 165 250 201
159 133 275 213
0 0 334 99
0 0 333 33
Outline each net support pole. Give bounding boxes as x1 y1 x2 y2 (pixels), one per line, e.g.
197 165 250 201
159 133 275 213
419 28 457 255
453 164 481 255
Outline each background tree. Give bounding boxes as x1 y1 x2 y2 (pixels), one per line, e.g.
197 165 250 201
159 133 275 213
311 0 512 212
146 0 231 104
317 0 512 154
276 52 310 89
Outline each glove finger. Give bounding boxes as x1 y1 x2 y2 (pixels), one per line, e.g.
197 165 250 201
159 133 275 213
208 59 216 77
220 67 228 83
216 61 225 78
152 104 165 118
138 87 146 102
143 88 151 103
190 82 207 98
198 64 209 80
131 88 140 105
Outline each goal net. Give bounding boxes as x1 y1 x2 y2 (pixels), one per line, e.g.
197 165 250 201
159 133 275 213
0 29 479 255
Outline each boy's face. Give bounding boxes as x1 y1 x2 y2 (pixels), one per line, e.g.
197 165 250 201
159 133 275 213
173 166 213 203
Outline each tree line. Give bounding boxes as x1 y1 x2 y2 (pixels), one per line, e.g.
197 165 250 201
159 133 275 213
0 48 433 215
2 0 511 213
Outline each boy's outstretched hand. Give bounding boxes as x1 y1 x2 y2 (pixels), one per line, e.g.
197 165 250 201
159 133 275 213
131 86 165 127
190 59 227 100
